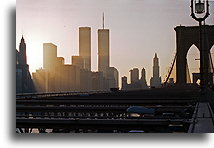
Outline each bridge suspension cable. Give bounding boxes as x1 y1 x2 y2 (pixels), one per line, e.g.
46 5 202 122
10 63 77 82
164 26 184 85
164 53 177 84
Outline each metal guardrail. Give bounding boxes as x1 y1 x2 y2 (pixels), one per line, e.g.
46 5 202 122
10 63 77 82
188 103 199 133
16 118 190 129
16 90 111 99
16 105 194 112
16 99 196 106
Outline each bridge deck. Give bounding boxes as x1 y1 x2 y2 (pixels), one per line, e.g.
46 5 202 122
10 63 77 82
189 102 214 133
16 87 214 133
16 118 190 131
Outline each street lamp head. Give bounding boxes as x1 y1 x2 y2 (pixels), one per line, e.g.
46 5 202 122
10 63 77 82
195 0 205 14
191 0 209 22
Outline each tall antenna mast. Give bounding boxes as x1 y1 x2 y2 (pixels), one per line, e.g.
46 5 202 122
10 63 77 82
102 12 104 29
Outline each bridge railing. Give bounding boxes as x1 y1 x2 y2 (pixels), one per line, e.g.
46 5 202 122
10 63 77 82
16 90 111 99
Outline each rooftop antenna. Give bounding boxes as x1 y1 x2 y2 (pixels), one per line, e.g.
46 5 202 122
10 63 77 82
102 12 104 29
21 29 24 41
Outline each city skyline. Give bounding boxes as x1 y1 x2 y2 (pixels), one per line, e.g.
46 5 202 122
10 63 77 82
31 37 119 92
15 0 214 134
16 0 214 86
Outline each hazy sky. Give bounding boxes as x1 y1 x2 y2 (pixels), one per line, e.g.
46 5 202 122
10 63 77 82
16 0 214 86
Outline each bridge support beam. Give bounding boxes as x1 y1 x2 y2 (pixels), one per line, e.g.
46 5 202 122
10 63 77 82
174 25 214 87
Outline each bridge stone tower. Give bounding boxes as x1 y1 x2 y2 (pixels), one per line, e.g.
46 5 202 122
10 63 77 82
174 25 214 86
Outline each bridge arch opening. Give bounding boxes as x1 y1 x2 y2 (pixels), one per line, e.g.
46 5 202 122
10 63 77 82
210 45 214 83
174 25 214 86
210 45 214 68
186 44 200 84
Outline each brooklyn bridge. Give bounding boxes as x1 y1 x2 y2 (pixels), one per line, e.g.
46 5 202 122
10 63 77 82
16 23 214 133
16 25 214 133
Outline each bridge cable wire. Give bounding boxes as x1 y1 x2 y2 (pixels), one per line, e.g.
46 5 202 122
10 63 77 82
186 59 191 83
164 25 183 84
164 53 177 84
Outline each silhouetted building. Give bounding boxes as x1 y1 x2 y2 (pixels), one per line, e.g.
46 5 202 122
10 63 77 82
122 76 128 90
72 56 84 69
108 67 119 89
16 49 19 64
140 68 148 88
33 24 117 92
72 55 93 91
130 68 139 84
79 27 91 71
122 68 148 90
91 72 105 91
32 69 47 92
56 57 64 67
16 36 34 93
150 53 161 87
33 63 83 92
141 68 146 80
80 69 92 91
98 29 109 78
18 36 27 65
33 68 58 93
43 43 57 72
42 43 58 92
55 65 80 92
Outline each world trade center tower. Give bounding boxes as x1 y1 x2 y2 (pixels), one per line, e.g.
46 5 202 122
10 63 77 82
79 27 91 71
98 28 109 78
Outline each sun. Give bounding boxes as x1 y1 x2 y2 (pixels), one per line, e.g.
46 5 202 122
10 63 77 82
25 38 43 74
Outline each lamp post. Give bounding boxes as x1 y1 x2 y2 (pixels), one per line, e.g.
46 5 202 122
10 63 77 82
190 0 210 89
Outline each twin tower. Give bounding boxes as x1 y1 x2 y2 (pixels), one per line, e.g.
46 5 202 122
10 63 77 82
39 17 118 92
77 27 109 77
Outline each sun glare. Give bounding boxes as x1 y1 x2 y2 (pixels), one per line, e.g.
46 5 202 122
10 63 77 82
26 39 43 74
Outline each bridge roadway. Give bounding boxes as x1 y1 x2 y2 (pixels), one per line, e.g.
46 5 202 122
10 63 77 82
16 118 191 132
16 86 211 133
16 99 196 106
16 105 194 113
16 88 199 106
188 102 214 133
16 87 200 99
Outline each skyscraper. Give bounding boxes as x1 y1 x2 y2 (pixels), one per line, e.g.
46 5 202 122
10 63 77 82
153 53 159 78
43 43 57 72
98 28 109 78
130 68 139 84
140 68 148 88
79 27 91 71
121 67 148 90
108 67 119 88
16 36 34 93
19 36 27 65
72 56 84 69
121 76 128 90
141 68 146 80
150 53 161 87
56 57 64 67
